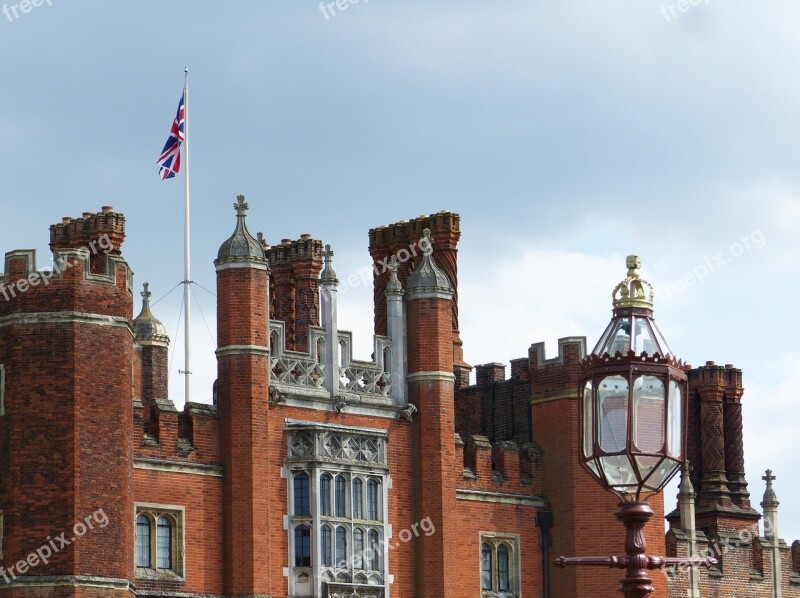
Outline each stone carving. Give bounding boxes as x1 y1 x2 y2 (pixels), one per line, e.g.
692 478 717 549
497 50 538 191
398 402 417 422
286 427 387 468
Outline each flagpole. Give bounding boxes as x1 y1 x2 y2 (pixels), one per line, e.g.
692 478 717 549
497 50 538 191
183 66 192 405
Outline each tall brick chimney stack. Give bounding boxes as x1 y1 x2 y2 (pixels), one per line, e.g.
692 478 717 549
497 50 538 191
0 207 134 597
369 211 471 387
687 363 759 533
214 195 272 596
265 235 323 352
403 228 459 597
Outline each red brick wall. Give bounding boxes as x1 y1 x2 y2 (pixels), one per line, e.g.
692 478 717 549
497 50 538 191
133 470 223 595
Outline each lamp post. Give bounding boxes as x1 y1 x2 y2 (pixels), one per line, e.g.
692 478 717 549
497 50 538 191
554 256 716 598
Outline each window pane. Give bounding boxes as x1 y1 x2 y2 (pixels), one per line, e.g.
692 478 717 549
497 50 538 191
294 525 311 567
354 528 364 570
582 380 593 458
633 375 665 453
368 530 381 572
480 543 492 590
367 479 379 521
321 474 332 517
498 545 510 592
294 473 310 517
668 380 683 458
156 517 172 569
136 515 151 568
335 475 347 518
335 527 347 567
353 478 363 519
322 526 333 567
598 375 629 453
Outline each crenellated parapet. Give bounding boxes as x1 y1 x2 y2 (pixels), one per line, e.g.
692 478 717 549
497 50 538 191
133 398 220 465
529 337 587 402
456 433 542 498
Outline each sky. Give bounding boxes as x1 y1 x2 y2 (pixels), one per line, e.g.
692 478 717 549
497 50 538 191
1 1 798 541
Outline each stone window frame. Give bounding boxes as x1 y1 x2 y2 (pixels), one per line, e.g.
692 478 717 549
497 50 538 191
134 503 185 580
479 532 521 598
285 421 389 598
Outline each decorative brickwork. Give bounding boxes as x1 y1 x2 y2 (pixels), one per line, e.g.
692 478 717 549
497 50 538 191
1 204 796 598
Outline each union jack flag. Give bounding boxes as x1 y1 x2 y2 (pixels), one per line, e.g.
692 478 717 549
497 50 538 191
157 91 185 180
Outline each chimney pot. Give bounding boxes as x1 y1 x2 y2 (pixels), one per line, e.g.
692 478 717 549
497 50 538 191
101 205 114 213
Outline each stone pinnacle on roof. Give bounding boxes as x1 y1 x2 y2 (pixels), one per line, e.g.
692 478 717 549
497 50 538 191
321 244 338 284
216 194 266 262
406 228 452 296
133 282 169 344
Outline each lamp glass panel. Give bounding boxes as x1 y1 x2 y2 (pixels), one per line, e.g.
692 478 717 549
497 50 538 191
582 380 593 458
632 318 659 356
599 455 638 489
667 380 683 458
650 320 674 358
643 457 680 491
598 375 629 453
633 375 665 453
604 318 631 356
635 455 662 482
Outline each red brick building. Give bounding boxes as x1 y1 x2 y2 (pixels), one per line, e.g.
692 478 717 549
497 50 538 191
0 199 797 597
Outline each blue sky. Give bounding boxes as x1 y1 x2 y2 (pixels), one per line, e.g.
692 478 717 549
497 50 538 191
2 1 798 541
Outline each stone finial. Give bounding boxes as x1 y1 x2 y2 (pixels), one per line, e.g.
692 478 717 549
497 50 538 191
234 194 248 216
386 255 403 295
679 461 696 499
762 469 779 508
133 282 169 345
141 281 152 309
216 194 265 262
406 228 452 296
321 244 338 284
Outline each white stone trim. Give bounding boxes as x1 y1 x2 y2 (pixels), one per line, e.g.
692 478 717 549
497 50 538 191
0 576 132 590
456 489 545 507
0 311 132 331
407 371 456 383
134 458 224 478
215 344 269 357
214 261 269 272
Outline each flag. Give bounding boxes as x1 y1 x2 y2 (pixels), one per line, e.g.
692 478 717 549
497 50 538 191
157 91 185 180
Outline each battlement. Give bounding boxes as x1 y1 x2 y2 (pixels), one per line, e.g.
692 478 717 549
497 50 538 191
456 433 542 496
529 337 587 401
50 205 125 254
0 209 132 320
133 397 220 465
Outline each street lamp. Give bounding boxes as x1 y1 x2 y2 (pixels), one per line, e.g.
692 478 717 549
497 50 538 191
554 256 716 598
